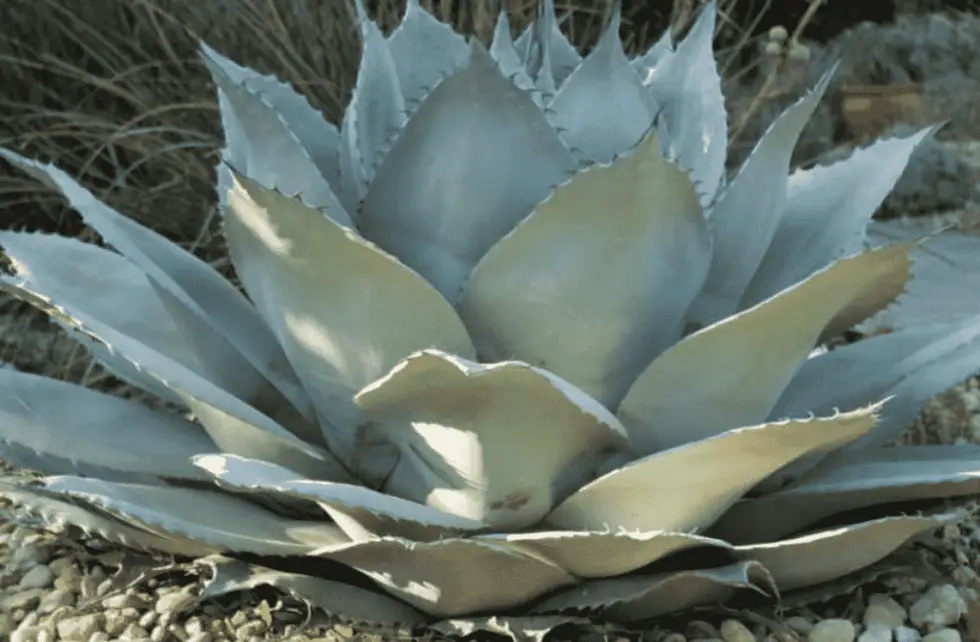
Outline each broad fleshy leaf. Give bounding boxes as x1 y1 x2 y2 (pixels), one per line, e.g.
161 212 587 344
0 231 196 403
386 0 469 105
741 127 935 308
547 7 657 163
359 43 577 301
0 484 215 557
531 561 774 621
776 312 980 452
354 350 629 529
862 220 980 332
642 1 726 206
516 0 582 90
194 454 487 542
0 150 314 420
618 244 911 453
199 44 342 193
0 368 214 483
480 530 733 578
202 50 351 227
715 446 980 543
222 171 475 479
489 7 540 104
345 16 406 189
0 287 341 479
43 476 349 556
197 555 426 626
311 536 576 618
732 515 953 589
544 405 879 533
460 126 711 408
688 68 835 326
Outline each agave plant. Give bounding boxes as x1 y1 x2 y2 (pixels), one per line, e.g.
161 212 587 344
3 0 980 634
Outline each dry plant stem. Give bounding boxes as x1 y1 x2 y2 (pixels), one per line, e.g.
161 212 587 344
728 0 824 146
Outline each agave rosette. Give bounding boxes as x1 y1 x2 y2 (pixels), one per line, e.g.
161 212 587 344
2 0 980 632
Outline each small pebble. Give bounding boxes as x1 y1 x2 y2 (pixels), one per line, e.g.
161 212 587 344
910 586 967 629
866 594 908 629
786 618 815 636
857 624 891 642
156 590 197 615
17 565 54 590
56 614 104 642
721 619 757 642
921 630 960 642
88 633 110 642
0 589 45 612
894 627 921 642
187 633 213 642
810 619 856 642
37 588 74 614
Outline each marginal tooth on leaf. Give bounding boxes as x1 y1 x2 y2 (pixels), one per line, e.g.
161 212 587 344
354 349 628 529
43 476 348 556
688 66 837 327
460 125 710 409
618 244 913 453
731 514 955 590
196 555 426 627
742 125 936 309
642 0 726 207
531 561 775 621
545 404 881 533
360 41 577 302
546 3 654 164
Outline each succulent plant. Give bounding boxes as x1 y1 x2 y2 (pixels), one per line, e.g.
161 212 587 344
2 0 980 636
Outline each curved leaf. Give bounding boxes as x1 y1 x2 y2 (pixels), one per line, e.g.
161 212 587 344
0 484 215 557
489 6 539 103
516 0 582 90
223 171 475 481
203 48 350 227
194 454 486 542
197 555 425 627
354 350 628 529
742 127 935 309
44 476 348 556
642 1 726 206
345 17 406 190
0 231 196 403
618 244 911 453
0 368 214 483
387 0 468 105
0 286 342 480
460 127 710 408
862 221 980 333
312 535 576 618
547 7 656 163
688 68 835 325
199 44 342 193
532 561 774 621
360 43 577 302
480 529 733 578
714 446 980 543
544 405 879 533
778 312 980 452
733 514 952 590
0 150 314 421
